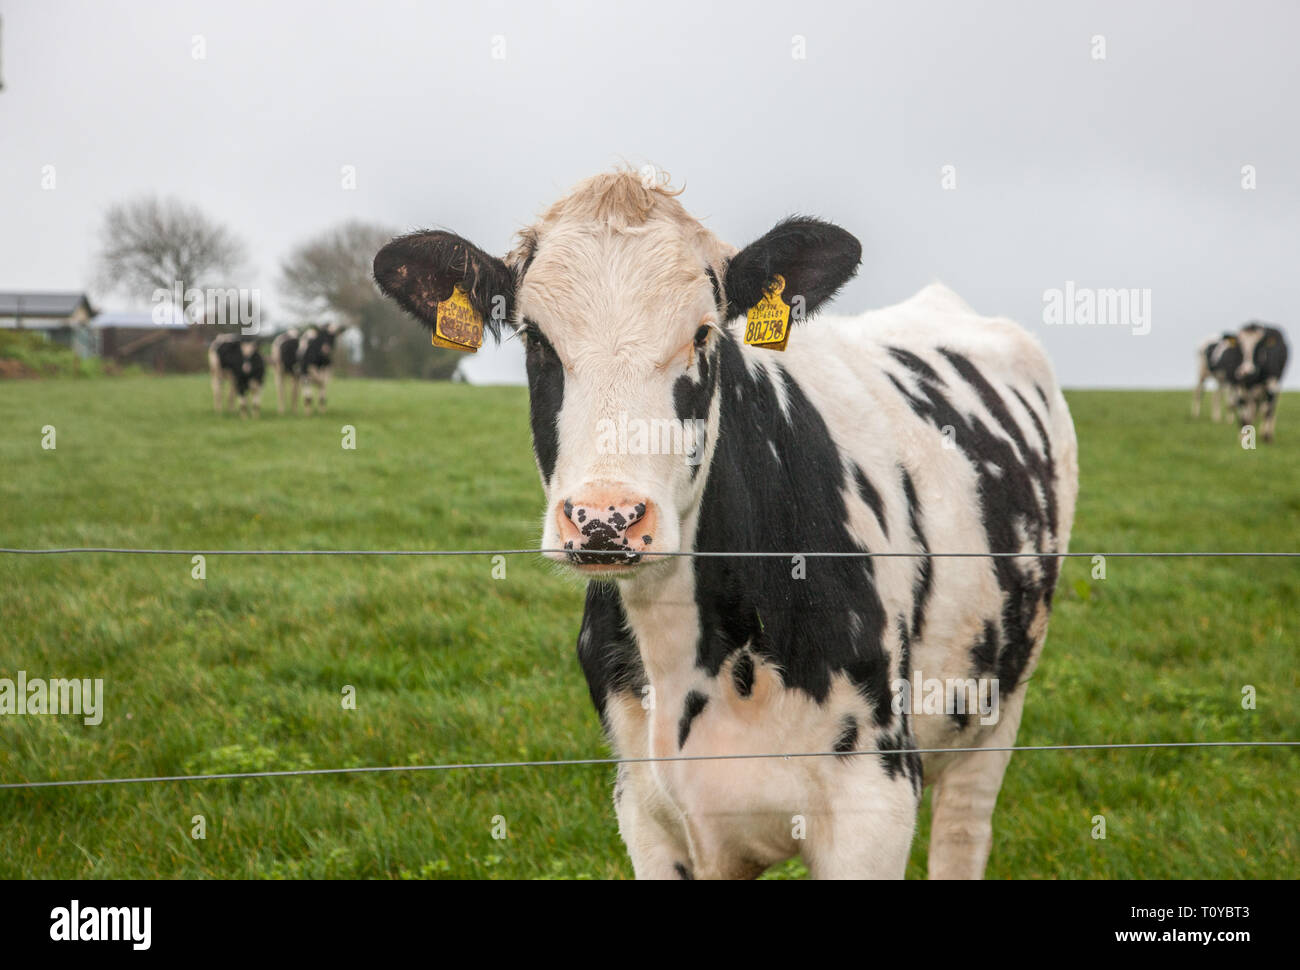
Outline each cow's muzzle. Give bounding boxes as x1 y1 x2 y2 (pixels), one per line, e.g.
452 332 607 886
555 486 658 569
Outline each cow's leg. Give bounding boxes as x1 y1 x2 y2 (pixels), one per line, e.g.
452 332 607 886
317 368 331 412
273 366 285 414
250 380 263 419
1262 381 1279 442
926 687 1028 879
1192 369 1207 418
225 379 237 415
290 375 300 414
1241 391 1259 430
599 694 691 879
803 768 918 879
1208 380 1221 422
302 373 315 415
615 764 694 880
210 360 224 414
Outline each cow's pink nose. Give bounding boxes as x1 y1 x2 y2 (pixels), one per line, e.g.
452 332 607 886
556 487 657 565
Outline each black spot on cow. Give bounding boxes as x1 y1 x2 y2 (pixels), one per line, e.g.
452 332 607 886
678 690 709 749
522 318 564 483
731 651 754 698
969 620 999 678
833 716 859 757
876 727 923 795
852 464 888 538
899 468 932 642
887 347 942 384
690 335 889 709
575 583 646 731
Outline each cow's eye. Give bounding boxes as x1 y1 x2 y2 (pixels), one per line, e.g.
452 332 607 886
694 325 711 347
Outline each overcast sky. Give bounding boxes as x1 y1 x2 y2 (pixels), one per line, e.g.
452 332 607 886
2 0 1297 387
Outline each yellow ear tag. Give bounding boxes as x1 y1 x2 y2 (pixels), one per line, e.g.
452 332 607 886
744 274 791 351
432 284 483 353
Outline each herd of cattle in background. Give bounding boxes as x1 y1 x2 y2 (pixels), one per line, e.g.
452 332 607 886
208 312 1292 444
207 324 346 417
1192 322 1290 441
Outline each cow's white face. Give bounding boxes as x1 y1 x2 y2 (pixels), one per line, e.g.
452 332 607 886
512 222 727 574
373 171 861 578
1235 325 1265 380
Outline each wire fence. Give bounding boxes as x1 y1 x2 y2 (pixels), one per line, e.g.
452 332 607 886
2 543 1295 793
2 741 1296 792
2 546 1299 558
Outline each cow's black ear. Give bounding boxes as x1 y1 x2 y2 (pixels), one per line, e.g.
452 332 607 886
373 230 514 340
723 217 861 321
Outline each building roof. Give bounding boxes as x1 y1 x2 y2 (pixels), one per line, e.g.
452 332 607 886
90 308 190 330
0 291 96 318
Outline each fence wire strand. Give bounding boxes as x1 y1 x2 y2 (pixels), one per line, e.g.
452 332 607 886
2 547 1298 558
1 741 1296 792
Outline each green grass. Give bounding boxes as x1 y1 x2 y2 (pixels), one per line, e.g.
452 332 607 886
0 331 115 379
0 376 1295 879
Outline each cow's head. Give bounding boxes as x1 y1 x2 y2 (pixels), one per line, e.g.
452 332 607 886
374 171 860 576
310 324 345 359
1234 323 1269 381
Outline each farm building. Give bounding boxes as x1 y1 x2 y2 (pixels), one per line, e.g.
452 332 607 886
0 291 97 356
0 291 209 371
90 308 206 371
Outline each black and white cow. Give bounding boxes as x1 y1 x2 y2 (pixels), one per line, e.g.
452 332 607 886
1192 332 1243 422
1232 322 1288 442
208 334 265 417
375 171 1078 879
270 324 345 415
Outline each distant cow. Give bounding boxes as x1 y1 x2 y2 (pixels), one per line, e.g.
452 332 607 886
208 334 265 417
302 324 346 415
270 324 346 415
1192 332 1243 422
1232 322 1289 442
375 171 1078 879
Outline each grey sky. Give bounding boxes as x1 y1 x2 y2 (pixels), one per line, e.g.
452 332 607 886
2 0 1297 387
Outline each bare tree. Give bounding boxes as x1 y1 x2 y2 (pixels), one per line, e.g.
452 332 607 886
279 220 461 379
95 196 248 303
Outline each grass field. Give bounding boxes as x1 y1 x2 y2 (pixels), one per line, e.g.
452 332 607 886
0 375 1296 879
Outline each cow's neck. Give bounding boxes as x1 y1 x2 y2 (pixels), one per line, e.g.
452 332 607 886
617 335 886 705
617 512 704 682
